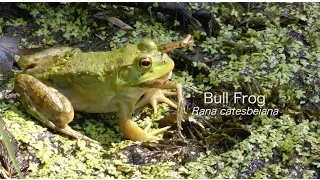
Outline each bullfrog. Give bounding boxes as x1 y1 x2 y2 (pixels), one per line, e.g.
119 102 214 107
14 35 193 143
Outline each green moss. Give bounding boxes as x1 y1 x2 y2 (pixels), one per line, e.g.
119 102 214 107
17 2 94 46
181 115 320 178
6 18 28 27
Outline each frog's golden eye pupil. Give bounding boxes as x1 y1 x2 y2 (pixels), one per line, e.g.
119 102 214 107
139 57 152 68
141 60 150 66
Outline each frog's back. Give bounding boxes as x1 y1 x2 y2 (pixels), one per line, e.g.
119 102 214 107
69 48 136 75
24 44 139 82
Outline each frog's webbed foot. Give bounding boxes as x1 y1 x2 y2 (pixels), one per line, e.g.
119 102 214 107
135 88 177 114
119 117 170 141
15 74 98 144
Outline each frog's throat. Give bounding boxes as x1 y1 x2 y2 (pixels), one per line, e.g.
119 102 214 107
138 77 176 89
139 71 172 87
158 71 172 80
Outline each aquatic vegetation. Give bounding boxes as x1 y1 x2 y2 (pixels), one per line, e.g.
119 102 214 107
0 2 319 179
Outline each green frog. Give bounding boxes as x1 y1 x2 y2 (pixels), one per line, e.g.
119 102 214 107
14 35 193 143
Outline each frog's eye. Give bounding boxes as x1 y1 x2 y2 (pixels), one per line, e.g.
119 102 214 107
139 57 152 69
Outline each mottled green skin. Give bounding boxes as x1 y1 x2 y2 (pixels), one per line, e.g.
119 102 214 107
19 39 174 113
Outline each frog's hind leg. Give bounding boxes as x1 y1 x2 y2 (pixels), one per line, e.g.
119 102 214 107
15 74 98 144
18 47 79 69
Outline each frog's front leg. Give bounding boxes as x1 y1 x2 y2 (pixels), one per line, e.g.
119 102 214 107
135 88 177 114
15 74 98 144
135 79 183 114
118 101 170 141
136 80 185 137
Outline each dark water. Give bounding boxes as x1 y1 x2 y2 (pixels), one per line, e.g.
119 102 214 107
0 36 20 72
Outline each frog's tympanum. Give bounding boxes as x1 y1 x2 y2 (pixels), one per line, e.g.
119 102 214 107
14 35 193 143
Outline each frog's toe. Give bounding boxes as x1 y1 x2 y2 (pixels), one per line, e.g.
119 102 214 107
144 125 171 141
136 88 177 114
120 119 170 141
147 126 171 136
58 125 99 144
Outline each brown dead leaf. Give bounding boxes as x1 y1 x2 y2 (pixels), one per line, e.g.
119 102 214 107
94 12 133 31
